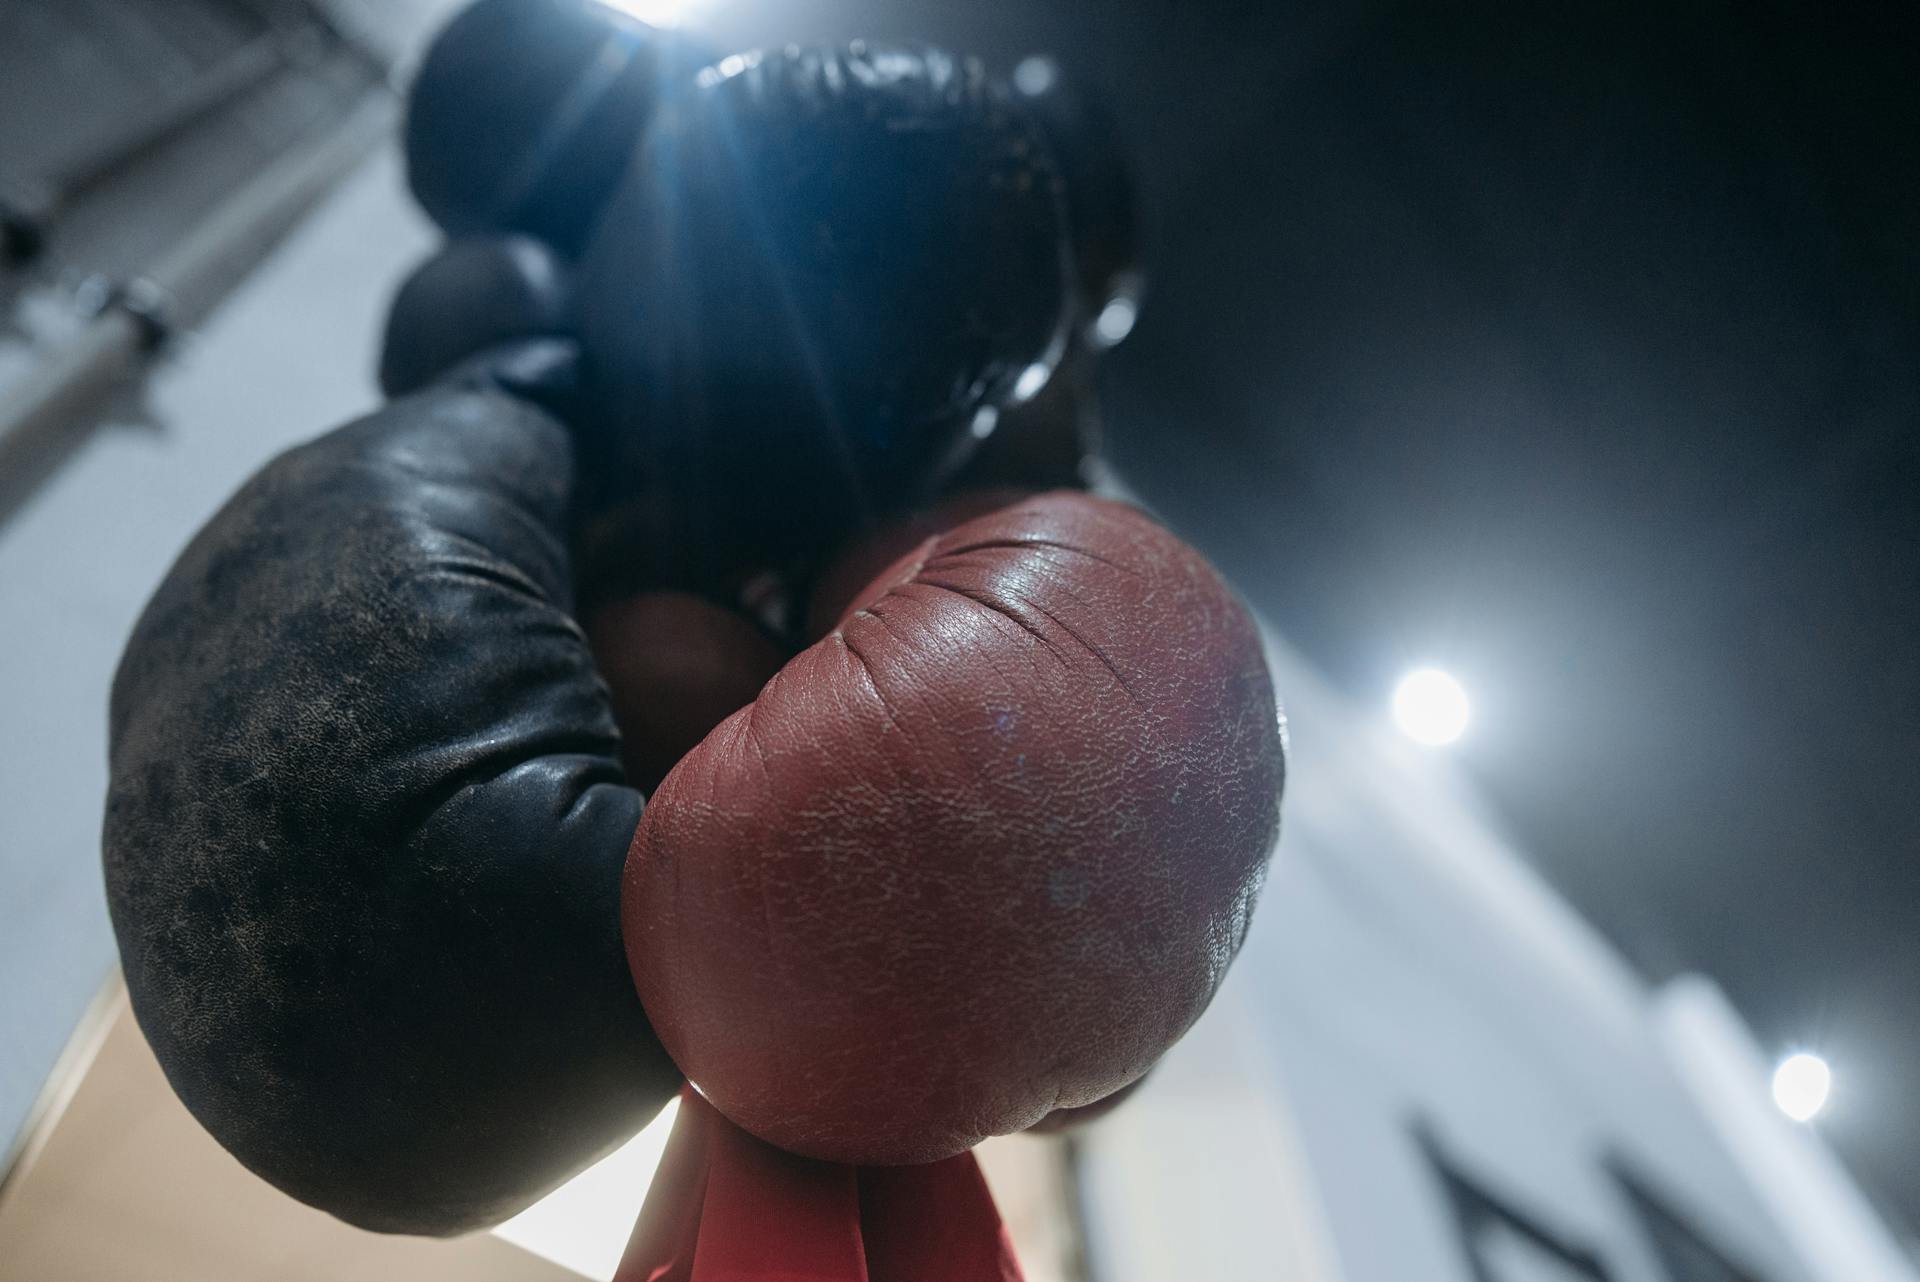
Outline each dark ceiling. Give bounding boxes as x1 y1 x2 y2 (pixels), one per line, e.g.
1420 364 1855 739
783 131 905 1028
1100 0 1920 1226
719 0 1920 1230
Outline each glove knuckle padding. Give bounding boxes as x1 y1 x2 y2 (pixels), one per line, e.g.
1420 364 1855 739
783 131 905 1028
378 235 570 399
625 492 1284 1164
404 0 703 251
575 43 1073 574
103 353 677 1235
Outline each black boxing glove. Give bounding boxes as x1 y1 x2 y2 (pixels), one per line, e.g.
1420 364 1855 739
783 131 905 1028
572 42 1074 593
404 0 711 254
378 235 571 398
1009 54 1143 343
102 342 680 1236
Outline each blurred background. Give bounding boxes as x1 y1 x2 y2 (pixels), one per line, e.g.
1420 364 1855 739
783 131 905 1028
0 0 1914 1278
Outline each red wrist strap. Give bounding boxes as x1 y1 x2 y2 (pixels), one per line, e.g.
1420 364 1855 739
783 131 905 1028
615 1085 1026 1282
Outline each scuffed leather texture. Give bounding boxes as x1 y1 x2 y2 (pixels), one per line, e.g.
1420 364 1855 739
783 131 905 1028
102 342 681 1236
624 491 1285 1164
573 42 1074 590
802 487 1036 642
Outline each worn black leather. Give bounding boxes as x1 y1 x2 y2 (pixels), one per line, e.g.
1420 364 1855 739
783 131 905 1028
102 341 681 1236
1009 56 1141 326
573 43 1074 593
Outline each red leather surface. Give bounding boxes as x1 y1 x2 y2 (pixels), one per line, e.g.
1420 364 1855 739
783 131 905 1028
803 488 1036 641
622 491 1284 1163
615 1086 1021 1282
1025 1072 1147 1134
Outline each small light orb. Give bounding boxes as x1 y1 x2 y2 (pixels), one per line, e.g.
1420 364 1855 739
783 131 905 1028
1093 296 1138 346
1013 362 1052 402
1772 1052 1832 1122
1013 56 1059 98
1392 668 1470 746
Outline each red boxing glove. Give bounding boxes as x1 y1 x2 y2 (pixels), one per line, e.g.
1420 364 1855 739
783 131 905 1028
621 490 1284 1165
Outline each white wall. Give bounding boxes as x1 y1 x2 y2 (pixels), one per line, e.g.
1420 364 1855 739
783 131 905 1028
1077 636 1815 1282
0 146 436 1158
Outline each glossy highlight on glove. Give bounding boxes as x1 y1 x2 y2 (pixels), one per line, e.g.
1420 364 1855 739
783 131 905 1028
405 0 713 251
574 42 1074 581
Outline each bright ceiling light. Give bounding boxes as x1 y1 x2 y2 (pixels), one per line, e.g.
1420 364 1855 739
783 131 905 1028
1012 56 1059 98
592 0 702 28
493 1097 680 1280
1392 667 1470 746
1772 1052 1832 1122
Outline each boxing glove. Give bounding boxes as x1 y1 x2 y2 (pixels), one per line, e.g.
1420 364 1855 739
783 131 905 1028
572 43 1074 591
586 591 790 794
103 342 690 1236
1009 55 1142 343
622 490 1284 1164
1026 1073 1148 1133
378 235 570 397
404 0 710 253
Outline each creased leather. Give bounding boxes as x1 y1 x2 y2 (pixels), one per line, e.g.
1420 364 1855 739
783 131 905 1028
624 491 1285 1164
102 342 680 1236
